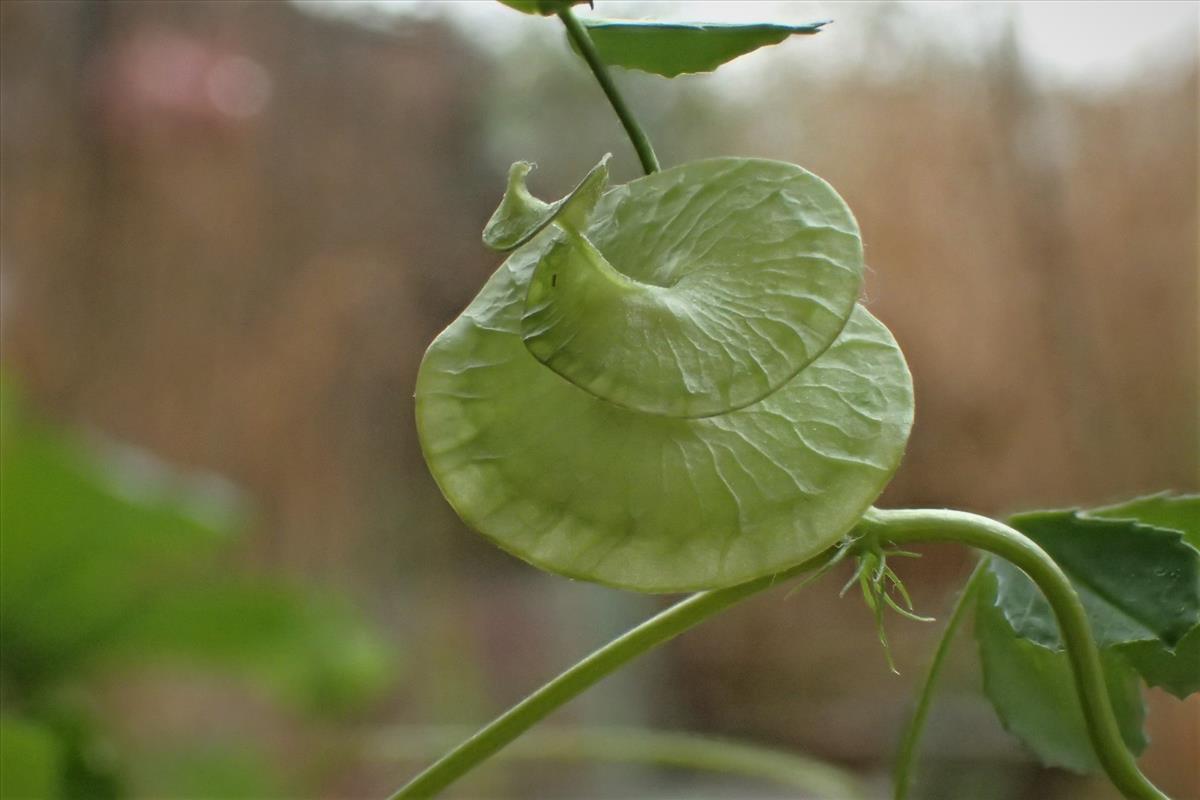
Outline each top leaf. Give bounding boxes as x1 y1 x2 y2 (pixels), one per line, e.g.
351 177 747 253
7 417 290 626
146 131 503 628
579 19 830 78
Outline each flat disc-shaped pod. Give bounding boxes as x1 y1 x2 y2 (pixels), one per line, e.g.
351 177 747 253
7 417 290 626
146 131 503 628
522 159 864 418
416 229 913 593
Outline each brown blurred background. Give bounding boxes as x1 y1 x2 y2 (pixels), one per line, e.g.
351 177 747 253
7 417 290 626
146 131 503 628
2 1 1196 798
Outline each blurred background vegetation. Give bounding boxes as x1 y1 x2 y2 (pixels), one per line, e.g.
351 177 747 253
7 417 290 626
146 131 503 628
1 1 1196 798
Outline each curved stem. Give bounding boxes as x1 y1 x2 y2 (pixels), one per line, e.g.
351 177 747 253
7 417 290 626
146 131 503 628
372 725 864 798
388 547 838 799
390 507 1169 800
557 6 661 175
861 508 1168 800
892 558 988 800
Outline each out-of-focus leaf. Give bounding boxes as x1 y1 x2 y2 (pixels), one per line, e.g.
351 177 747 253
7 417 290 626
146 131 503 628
989 509 1200 651
578 19 829 78
105 581 397 715
975 576 1147 774
0 377 396 800
499 0 590 16
1089 494 1200 698
0 384 245 685
34 703 123 800
0 716 62 800
1 381 394 716
129 744 287 800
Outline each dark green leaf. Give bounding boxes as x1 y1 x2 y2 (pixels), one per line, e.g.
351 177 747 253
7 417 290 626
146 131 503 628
0 716 62 800
976 576 1147 774
1117 624 1200 699
579 19 829 78
989 509 1200 651
1088 494 1200 697
1089 493 1199 550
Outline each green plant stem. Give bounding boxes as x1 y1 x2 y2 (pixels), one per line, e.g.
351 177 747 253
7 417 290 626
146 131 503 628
892 558 988 800
391 507 1169 800
372 724 864 798
557 7 661 175
860 508 1168 800
388 547 839 799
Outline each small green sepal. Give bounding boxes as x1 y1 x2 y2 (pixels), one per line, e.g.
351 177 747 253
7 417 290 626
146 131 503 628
482 156 610 252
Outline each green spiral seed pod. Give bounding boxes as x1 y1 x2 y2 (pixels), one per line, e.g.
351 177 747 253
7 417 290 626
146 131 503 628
416 157 914 592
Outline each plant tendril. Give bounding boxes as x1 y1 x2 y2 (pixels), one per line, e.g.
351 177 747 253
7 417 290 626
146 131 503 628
844 537 937 673
784 535 857 599
389 510 1168 800
861 508 1169 800
892 559 988 800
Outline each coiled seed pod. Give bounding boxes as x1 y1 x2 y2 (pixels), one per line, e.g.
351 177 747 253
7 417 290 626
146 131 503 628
416 157 913 592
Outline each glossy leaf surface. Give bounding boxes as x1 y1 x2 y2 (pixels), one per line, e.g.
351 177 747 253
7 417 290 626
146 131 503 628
416 158 912 592
976 576 1147 774
989 508 1200 651
580 19 829 77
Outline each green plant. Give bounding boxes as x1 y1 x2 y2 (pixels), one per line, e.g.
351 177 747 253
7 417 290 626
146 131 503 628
404 4 1199 798
0 378 397 798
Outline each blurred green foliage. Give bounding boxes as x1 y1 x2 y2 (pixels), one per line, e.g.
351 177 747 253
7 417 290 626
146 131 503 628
0 717 61 800
0 377 397 798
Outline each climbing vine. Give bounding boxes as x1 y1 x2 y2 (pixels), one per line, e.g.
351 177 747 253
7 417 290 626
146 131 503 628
403 3 1199 799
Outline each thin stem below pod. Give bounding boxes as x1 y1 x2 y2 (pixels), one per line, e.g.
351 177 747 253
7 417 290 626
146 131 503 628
557 6 661 175
892 558 988 800
860 508 1169 800
387 547 840 799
